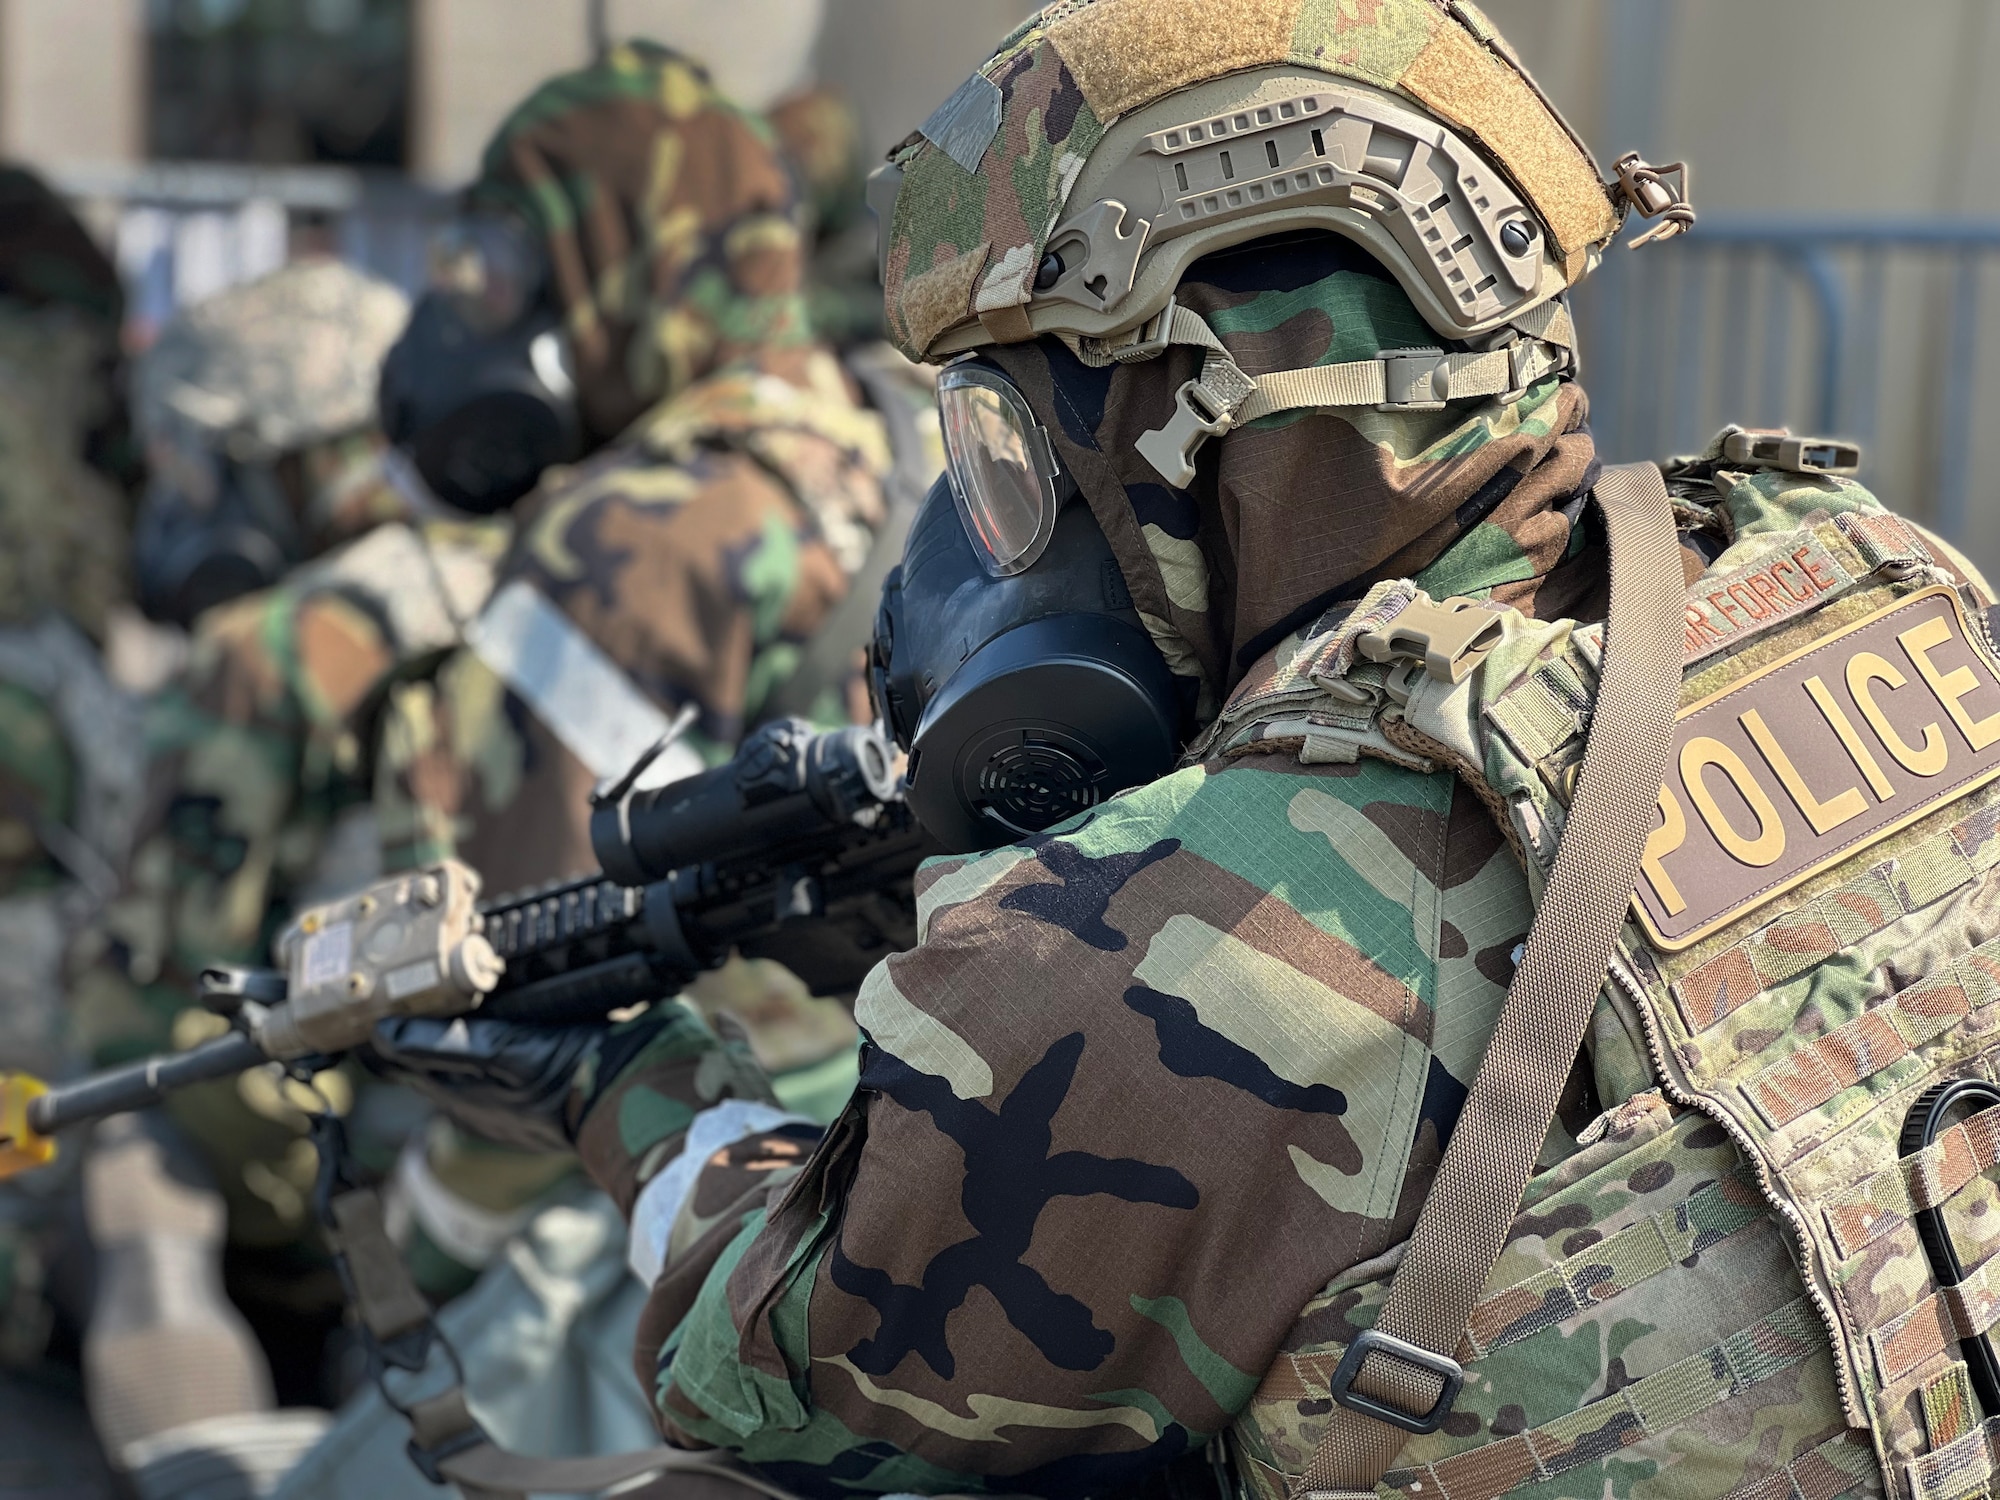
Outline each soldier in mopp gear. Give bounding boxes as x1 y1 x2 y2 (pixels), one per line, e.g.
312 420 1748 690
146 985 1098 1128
363 34 921 1215
367 4 2000 1500
80 259 430 1078
76 37 924 1499
0 164 137 1398
130 258 414 628
271 37 931 1500
63 260 436 1495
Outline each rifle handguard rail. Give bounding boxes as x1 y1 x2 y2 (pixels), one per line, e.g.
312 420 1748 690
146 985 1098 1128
18 720 935 1139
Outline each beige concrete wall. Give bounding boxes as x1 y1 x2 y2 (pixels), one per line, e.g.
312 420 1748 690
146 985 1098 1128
412 0 1038 186
818 0 1038 159
411 0 593 185
0 0 142 167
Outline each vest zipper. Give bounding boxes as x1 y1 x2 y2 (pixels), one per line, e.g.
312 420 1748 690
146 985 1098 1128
1604 952 1869 1429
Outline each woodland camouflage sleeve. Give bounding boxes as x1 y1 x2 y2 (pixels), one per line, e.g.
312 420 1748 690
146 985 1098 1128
572 747 1536 1495
0 684 74 895
373 435 864 884
74 576 400 1061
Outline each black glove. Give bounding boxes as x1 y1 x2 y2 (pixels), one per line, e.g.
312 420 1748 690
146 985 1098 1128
361 1016 604 1154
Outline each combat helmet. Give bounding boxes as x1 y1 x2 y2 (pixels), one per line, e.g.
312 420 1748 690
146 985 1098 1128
873 0 1689 484
136 259 409 466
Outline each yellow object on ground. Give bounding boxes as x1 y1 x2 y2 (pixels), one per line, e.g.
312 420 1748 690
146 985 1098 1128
0 1072 54 1177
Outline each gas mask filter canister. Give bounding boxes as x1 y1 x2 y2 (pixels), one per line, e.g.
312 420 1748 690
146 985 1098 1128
871 378 1185 854
378 213 583 515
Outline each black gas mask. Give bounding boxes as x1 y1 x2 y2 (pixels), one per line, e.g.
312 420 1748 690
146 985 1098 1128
133 456 304 626
377 215 583 515
869 362 1185 854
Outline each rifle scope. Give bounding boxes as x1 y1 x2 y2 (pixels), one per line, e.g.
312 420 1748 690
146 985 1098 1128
590 719 899 886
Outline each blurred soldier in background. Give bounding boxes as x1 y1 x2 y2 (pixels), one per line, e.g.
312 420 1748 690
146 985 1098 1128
129 258 414 629
73 27 934 1498
0 166 136 1089
0 164 137 1394
365 25 938 1180
63 256 432 1498
280 33 940 1500
0 164 137 493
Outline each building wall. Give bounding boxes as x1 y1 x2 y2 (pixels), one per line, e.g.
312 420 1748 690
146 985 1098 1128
0 0 142 167
411 0 593 185
1480 0 2000 564
1480 0 2000 216
3 0 1995 565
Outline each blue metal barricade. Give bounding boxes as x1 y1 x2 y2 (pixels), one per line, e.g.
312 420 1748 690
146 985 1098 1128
1573 219 2000 544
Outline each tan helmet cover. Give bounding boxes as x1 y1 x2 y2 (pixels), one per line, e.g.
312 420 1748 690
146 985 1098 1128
876 0 1624 364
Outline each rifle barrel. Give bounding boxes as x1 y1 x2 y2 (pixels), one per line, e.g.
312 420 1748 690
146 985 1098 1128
27 1030 268 1134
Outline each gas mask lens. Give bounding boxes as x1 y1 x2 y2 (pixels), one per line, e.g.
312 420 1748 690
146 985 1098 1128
937 362 1063 578
427 214 543 335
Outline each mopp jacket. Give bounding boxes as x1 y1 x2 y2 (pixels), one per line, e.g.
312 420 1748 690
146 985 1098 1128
560 432 2000 1500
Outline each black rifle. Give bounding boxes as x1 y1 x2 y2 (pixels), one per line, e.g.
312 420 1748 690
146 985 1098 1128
20 719 940 1138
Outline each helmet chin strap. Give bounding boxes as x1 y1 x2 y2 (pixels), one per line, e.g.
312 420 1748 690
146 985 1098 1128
1066 298 1577 488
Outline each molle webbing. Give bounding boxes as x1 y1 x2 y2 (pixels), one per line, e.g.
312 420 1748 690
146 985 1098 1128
1909 1411 2000 1500
1675 801 2000 1032
1877 1260 2000 1390
1826 1104 2000 1261
1460 1165 1765 1358
1733 1431 1883 1500
1379 1298 1828 1500
1746 940 2000 1134
1920 1364 1978 1454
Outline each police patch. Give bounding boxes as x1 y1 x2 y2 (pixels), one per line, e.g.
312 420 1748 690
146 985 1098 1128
1637 587 2000 950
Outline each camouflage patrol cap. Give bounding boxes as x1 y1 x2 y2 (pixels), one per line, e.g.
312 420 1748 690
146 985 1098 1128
878 0 1626 364
135 259 410 462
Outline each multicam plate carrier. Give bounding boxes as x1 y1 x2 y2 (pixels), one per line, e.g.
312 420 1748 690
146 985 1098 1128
1199 474 2000 1500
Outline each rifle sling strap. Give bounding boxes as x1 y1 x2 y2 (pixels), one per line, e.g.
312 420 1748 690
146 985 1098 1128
1297 462 1686 1498
326 1175 802 1500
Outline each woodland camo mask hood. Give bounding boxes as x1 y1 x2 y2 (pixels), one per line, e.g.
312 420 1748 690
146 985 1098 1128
985 234 1605 717
469 40 814 446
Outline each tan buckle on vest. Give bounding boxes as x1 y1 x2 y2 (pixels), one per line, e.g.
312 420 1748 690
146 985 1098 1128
1357 594 1505 684
1721 429 1862 477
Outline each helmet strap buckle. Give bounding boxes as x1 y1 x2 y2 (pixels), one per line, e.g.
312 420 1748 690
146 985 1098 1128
1376 348 1452 412
1136 378 1234 489
1106 296 1181 364
1613 152 1696 248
